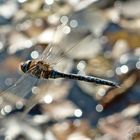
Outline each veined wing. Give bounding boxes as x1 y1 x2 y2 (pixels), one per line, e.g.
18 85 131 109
0 74 38 111
39 22 91 67
39 23 66 64
21 81 51 117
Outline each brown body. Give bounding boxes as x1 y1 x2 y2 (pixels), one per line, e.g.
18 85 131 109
21 60 53 79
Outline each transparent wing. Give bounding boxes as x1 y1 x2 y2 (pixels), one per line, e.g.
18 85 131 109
21 82 51 117
51 32 92 67
39 23 91 67
0 74 38 111
39 23 66 63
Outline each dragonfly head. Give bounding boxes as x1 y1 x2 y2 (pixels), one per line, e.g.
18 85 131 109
21 60 31 73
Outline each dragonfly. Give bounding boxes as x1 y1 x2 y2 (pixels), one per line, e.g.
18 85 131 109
0 23 119 116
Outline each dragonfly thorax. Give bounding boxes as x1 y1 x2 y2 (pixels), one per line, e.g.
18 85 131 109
21 60 52 79
34 60 52 78
37 61 50 71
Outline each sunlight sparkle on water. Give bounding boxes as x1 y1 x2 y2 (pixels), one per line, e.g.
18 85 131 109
60 16 69 24
18 0 27 3
96 104 103 112
120 54 129 64
24 40 33 48
32 86 40 94
98 88 106 96
39 29 54 43
45 0 54 5
16 101 24 109
70 20 78 28
115 67 121 75
5 78 13 86
62 26 71 34
4 105 12 113
74 109 82 117
44 95 53 104
120 65 129 74
31 51 39 59
77 61 86 71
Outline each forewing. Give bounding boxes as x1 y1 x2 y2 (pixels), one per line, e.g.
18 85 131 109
39 23 91 67
39 23 66 64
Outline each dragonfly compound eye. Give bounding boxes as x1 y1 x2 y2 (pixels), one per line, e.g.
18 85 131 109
21 63 27 73
21 60 31 73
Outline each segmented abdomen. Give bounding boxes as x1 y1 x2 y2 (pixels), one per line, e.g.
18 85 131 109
50 70 119 87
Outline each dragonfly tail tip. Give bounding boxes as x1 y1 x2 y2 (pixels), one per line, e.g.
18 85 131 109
115 83 121 88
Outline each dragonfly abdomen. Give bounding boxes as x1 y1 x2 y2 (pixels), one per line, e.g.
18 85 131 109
50 70 118 87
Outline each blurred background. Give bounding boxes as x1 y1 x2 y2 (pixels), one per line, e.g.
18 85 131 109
0 0 140 140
